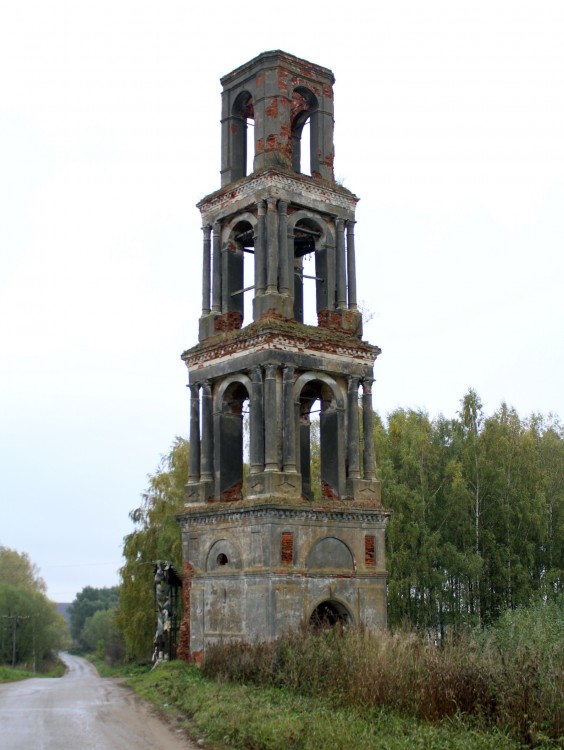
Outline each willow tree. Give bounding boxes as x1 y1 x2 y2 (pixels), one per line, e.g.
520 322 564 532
119 437 188 661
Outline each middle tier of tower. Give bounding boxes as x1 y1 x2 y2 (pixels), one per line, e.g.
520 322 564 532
196 168 363 342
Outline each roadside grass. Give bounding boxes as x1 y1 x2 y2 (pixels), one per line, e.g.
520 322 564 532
127 661 525 750
0 657 65 683
83 653 152 679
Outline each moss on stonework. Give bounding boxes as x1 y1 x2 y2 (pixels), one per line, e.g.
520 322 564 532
181 314 379 360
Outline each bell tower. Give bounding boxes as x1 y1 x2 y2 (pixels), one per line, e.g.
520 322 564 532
177 51 391 661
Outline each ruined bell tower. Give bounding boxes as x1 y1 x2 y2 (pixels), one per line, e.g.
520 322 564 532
177 51 391 661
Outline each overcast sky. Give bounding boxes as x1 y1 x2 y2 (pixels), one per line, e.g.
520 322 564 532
1 1 563 603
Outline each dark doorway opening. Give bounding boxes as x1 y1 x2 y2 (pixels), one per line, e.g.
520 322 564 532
309 600 351 630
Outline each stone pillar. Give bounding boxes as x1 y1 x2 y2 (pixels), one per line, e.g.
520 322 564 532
263 363 279 471
255 200 266 296
278 200 289 295
336 218 346 309
282 365 296 472
200 381 213 482
326 241 336 311
189 384 201 482
347 376 361 479
266 198 279 293
211 222 221 313
362 378 376 481
202 225 211 315
249 366 264 474
346 220 358 310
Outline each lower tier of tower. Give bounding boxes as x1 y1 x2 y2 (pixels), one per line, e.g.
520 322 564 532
176 503 391 661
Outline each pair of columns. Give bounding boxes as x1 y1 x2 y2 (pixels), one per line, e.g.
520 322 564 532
199 208 358 318
347 377 376 481
188 371 376 489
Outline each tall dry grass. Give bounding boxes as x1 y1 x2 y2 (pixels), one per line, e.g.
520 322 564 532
202 598 563 747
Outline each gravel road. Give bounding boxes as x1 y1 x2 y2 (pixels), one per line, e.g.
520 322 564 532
0 652 197 749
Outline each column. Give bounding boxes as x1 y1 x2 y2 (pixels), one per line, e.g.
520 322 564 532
266 197 279 293
249 366 264 474
278 200 289 294
263 363 279 471
362 378 376 480
255 200 266 295
347 376 361 479
211 222 221 313
282 365 296 472
346 220 358 309
200 381 213 482
188 384 201 482
336 218 346 309
202 225 211 315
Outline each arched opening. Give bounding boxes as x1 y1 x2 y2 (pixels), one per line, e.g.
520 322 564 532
231 91 254 182
291 87 317 176
226 219 255 327
293 218 326 326
309 600 351 630
217 381 250 502
298 379 339 500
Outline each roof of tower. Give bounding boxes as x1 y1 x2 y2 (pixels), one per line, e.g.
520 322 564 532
220 50 335 87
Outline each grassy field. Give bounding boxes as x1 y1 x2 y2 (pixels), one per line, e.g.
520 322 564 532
126 660 530 750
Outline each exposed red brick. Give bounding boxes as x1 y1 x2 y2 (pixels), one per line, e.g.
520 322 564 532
219 479 243 503
321 480 339 499
365 535 376 567
214 311 243 332
323 83 333 99
230 123 238 135
281 532 293 565
265 134 278 151
318 309 343 329
177 562 194 663
256 139 264 154
265 97 279 118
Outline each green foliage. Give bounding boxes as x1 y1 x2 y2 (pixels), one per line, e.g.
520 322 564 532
202 600 563 746
119 437 188 661
0 545 47 594
0 583 67 669
375 392 563 632
80 607 125 664
128 660 522 750
67 585 120 645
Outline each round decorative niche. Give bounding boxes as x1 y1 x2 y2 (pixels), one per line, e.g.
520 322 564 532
306 536 354 571
206 539 242 571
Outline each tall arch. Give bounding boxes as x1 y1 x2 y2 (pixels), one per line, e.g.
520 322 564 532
291 87 318 175
288 212 335 324
222 215 257 325
293 372 346 500
214 375 252 502
230 90 254 182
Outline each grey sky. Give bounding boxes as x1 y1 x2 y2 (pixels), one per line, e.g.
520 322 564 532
1 1 563 602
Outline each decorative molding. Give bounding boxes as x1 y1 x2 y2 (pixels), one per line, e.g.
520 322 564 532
198 169 358 219
177 503 392 527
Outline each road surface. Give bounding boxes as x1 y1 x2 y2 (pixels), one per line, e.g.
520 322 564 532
0 652 197 749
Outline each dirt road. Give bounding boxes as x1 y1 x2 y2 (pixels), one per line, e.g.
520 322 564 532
0 652 197 749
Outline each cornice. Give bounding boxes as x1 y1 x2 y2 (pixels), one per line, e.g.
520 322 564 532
177 502 392 526
197 169 358 217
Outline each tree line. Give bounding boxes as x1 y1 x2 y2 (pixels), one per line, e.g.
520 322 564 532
376 390 562 633
0 547 67 670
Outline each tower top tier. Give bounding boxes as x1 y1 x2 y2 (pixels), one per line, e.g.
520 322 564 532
220 50 336 186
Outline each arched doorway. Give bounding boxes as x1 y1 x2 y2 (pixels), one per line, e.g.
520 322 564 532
309 600 351 629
